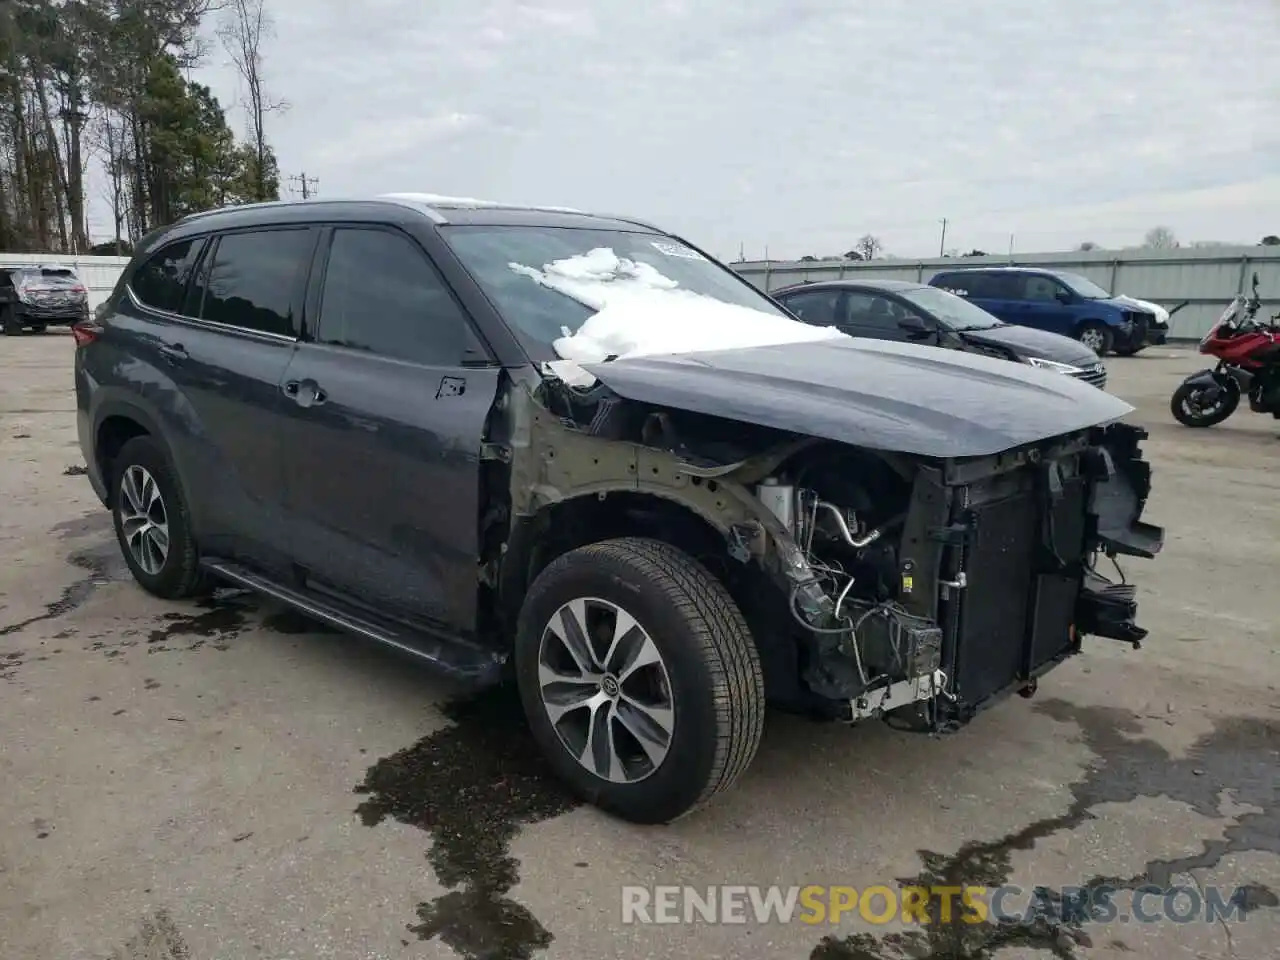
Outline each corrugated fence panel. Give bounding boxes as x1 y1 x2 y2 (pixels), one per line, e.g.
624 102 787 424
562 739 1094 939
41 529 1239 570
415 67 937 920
0 253 130 310
734 246 1280 340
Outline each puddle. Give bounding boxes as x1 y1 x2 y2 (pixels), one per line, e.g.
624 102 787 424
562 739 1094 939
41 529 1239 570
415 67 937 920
811 701 1280 959
355 686 579 960
146 596 253 652
261 607 340 635
0 540 124 638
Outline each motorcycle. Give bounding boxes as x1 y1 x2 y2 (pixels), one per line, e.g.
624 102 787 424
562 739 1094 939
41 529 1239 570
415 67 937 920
1170 272 1280 427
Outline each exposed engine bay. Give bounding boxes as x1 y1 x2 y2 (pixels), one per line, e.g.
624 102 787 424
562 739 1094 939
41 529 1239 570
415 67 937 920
749 453 948 722
498 361 1163 734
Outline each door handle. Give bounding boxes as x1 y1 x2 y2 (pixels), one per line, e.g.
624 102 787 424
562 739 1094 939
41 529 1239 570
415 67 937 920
159 343 188 364
283 379 327 408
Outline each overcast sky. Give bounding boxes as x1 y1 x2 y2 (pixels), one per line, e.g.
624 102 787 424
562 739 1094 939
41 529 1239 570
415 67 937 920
101 0 1280 260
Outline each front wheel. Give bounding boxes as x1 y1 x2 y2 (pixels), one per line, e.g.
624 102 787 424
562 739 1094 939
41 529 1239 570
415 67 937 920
1 307 23 335
1112 343 1145 357
1171 379 1240 427
1076 321 1113 356
515 537 765 824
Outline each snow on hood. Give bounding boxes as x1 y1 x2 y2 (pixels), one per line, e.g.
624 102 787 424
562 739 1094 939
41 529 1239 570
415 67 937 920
509 248 847 371
1113 294 1169 324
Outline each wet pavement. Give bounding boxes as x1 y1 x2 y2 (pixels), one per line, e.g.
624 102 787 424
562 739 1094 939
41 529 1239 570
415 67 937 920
1 333 1276 960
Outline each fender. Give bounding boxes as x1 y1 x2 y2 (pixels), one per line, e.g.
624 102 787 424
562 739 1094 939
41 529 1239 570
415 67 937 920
91 393 203 534
1179 366 1247 402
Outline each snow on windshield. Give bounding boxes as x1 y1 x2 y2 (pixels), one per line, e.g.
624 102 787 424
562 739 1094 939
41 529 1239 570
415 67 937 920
508 247 847 364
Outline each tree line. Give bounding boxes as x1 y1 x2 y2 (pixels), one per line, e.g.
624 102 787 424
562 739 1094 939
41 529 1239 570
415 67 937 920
0 0 281 256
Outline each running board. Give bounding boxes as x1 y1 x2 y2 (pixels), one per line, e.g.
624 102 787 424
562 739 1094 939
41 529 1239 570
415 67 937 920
200 559 506 688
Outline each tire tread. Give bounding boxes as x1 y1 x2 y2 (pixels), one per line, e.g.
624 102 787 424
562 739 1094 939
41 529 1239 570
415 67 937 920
542 536 765 821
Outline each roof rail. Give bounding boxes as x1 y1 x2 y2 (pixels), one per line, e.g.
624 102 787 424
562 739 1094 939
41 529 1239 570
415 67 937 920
376 192 586 220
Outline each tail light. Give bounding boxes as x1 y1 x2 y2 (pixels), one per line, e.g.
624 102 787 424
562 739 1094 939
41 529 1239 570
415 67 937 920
71 319 102 347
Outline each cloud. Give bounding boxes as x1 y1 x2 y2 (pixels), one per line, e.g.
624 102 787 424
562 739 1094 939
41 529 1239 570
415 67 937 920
103 0 1280 257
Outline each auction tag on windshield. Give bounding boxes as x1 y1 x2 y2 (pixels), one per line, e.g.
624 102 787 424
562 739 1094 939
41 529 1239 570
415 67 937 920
650 240 706 260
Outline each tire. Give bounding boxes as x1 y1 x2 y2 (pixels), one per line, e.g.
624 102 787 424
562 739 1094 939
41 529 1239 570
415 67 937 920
30 324 46 334
1170 380 1239 427
1075 321 1113 356
515 537 765 824
1 307 23 335
1112 343 1144 357
110 435 211 599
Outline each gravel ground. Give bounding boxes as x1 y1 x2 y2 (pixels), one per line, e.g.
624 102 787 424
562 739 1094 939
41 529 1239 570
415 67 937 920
1 331 1277 960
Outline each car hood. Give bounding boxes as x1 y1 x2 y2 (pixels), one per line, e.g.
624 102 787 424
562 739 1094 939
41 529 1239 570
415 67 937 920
958 324 1101 368
576 337 1133 458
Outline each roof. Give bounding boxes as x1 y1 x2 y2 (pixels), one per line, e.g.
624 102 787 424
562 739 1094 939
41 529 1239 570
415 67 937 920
931 265 1058 275
175 193 662 233
774 278 926 294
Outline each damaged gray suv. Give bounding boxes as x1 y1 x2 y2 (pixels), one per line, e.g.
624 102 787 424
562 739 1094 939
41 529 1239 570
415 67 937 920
74 194 1164 824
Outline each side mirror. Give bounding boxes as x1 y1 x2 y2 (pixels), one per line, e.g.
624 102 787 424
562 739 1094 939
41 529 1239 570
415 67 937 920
897 314 932 339
1054 290 1074 305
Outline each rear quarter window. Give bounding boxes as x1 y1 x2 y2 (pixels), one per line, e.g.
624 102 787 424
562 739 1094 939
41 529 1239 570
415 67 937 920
130 238 207 314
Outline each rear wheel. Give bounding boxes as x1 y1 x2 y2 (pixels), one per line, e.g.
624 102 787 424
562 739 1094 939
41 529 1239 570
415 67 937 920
1171 379 1240 427
1076 321 1113 356
515 537 765 824
1112 343 1144 357
110 435 211 599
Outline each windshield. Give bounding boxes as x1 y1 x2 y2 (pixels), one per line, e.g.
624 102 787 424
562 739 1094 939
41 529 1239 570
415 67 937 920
441 224 838 362
1054 271 1112 300
897 285 1003 331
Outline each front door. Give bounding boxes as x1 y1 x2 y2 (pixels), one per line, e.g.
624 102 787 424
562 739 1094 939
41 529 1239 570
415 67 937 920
277 225 501 635
1016 274 1076 337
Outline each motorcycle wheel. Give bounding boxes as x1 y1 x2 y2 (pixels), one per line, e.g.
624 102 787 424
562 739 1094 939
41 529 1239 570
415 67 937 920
1170 380 1240 427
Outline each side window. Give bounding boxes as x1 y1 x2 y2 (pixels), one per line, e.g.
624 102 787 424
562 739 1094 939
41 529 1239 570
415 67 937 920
315 227 476 365
969 273 1020 299
844 293 901 333
130 238 206 314
200 229 312 336
1021 275 1063 302
779 289 840 326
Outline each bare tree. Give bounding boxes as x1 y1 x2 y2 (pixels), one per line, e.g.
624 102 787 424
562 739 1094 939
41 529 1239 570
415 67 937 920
1143 225 1178 249
852 233 883 261
1078 241 1098 251
218 0 285 202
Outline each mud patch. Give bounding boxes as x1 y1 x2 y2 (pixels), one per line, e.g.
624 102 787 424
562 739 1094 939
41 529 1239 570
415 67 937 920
355 686 579 960
811 702 1280 959
108 908 190 960
63 463 88 476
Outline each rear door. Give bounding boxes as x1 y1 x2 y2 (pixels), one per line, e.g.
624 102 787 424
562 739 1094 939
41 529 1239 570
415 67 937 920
277 224 502 635
140 227 315 572
957 272 1022 324
777 287 842 329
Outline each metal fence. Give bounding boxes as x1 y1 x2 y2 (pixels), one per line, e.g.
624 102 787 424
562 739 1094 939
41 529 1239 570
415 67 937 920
0 252 131 311
731 246 1280 340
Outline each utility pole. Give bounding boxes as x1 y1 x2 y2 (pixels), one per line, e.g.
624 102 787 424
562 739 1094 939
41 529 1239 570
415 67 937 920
288 172 319 200
938 218 948 256
1008 233 1015 262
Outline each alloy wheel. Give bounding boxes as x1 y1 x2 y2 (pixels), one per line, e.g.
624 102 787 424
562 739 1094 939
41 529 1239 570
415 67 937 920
1080 328 1106 352
536 597 675 784
119 464 170 575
